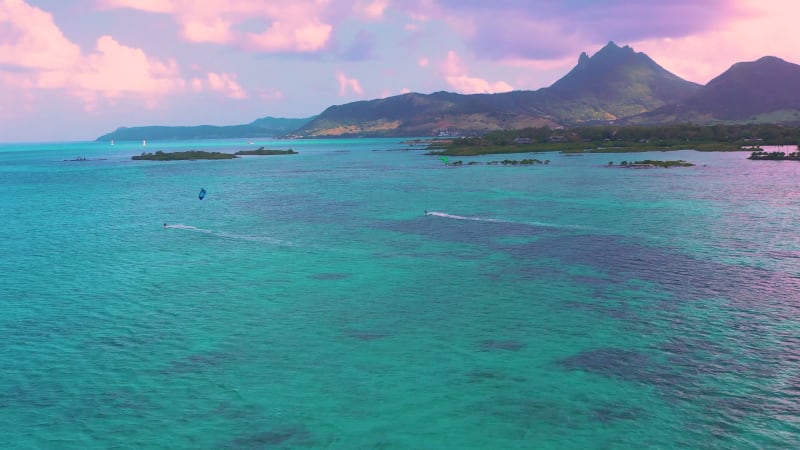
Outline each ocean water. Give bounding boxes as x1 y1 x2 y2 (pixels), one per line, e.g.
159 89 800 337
1 138 799 449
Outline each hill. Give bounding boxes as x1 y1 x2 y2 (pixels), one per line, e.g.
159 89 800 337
294 91 558 137
628 56 800 124
96 116 314 142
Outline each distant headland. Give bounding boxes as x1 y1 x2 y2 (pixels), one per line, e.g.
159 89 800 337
132 147 297 161
98 116 314 142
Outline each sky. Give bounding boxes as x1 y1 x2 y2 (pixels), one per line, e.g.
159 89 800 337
1 0 798 142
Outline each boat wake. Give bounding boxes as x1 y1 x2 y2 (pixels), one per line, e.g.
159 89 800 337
165 223 288 244
425 211 593 231
166 224 212 233
426 211 507 223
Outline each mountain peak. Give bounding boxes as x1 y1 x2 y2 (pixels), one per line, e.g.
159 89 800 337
547 42 701 120
554 42 681 89
594 41 635 57
754 55 787 65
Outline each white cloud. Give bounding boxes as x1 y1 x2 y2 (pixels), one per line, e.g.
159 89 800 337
0 0 81 70
354 0 390 19
0 1 249 112
439 50 513 93
337 71 364 96
100 0 336 53
631 0 800 84
206 72 247 99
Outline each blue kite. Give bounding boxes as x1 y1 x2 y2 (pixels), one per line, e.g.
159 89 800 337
198 188 207 200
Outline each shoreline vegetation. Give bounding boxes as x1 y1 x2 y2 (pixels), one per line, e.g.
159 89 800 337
426 124 800 156
607 160 695 168
444 158 551 166
440 158 693 168
748 150 800 160
235 148 298 156
131 147 297 161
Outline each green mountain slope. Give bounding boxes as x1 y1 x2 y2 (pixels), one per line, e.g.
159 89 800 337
296 91 558 137
541 41 701 121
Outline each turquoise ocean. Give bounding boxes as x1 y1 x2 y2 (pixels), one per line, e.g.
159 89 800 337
1 138 799 449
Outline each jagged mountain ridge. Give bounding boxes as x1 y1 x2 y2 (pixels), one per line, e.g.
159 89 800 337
96 43 800 140
299 43 800 136
296 41 705 137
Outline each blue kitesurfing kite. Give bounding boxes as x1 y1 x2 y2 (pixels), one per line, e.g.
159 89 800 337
198 188 207 200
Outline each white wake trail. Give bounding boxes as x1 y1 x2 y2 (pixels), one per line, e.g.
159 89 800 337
165 223 288 245
425 211 594 231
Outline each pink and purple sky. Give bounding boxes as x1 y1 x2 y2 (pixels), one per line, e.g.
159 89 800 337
1 0 798 142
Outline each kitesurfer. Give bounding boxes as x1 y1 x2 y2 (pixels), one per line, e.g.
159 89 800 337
164 223 167 229
424 210 428 215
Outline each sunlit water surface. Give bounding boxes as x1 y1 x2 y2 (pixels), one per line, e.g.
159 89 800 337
1 139 799 448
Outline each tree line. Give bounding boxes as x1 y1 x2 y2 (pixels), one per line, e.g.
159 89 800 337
453 124 800 147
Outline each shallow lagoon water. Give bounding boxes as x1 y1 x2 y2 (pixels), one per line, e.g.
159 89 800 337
1 139 799 448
